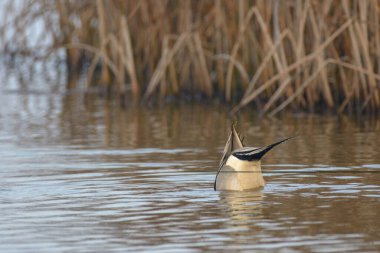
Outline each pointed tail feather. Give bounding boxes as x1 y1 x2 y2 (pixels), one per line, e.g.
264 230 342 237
233 136 295 161
218 131 232 168
231 123 244 151
218 123 243 167
215 123 244 190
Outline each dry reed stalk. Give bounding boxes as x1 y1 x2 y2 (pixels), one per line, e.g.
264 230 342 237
269 59 331 117
353 21 379 106
307 6 334 107
328 60 380 85
96 0 111 88
293 0 309 106
160 38 168 98
243 30 289 99
225 6 289 102
212 54 250 84
193 33 213 97
143 34 188 100
2 0 380 115
339 88 356 114
326 62 377 112
373 0 380 92
121 16 139 98
231 17 353 114
238 0 251 74
329 41 350 101
224 6 252 101
113 37 126 94
168 61 179 95
55 1 80 89
253 6 291 98
185 36 199 91
270 58 380 116
214 0 226 93
250 30 292 112
342 1 369 100
272 0 292 94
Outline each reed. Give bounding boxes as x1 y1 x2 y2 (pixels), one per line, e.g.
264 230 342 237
1 0 380 115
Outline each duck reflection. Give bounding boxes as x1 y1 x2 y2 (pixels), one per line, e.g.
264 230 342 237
217 190 264 246
218 190 263 223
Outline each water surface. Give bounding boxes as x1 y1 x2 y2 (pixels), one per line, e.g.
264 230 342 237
1 92 380 252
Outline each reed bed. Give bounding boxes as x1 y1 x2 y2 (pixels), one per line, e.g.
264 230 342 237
1 0 380 115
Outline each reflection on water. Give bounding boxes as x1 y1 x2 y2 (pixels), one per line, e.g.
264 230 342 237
0 91 380 252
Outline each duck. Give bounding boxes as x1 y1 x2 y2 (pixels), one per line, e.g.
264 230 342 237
214 124 293 191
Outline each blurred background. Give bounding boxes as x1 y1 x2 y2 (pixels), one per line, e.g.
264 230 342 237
1 1 380 252
1 0 379 115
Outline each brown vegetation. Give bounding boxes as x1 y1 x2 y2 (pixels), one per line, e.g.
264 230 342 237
1 0 380 115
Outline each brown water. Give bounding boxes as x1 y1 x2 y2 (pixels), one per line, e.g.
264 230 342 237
1 92 380 252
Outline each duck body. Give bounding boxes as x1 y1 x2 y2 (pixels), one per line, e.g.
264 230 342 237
215 155 265 191
214 124 293 191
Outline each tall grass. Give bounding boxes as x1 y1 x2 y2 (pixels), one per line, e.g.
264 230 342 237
1 0 380 115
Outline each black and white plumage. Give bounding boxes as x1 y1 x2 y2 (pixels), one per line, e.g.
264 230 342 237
232 137 293 161
214 124 293 191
